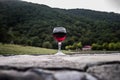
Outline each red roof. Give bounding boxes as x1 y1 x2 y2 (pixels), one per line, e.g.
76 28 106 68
83 45 91 48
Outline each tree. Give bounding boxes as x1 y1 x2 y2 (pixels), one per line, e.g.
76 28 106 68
92 43 98 50
108 42 116 50
42 41 52 48
102 42 108 50
65 45 74 50
65 42 82 50
0 0 120 49
77 42 82 49
92 43 102 50
31 36 41 47
116 42 120 50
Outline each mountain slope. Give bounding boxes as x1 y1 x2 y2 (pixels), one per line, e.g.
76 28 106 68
0 0 120 49
67 9 120 22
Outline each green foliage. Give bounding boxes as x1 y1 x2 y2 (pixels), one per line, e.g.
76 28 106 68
92 43 102 50
42 41 52 49
92 42 120 51
116 42 120 50
65 45 74 50
65 42 82 50
108 42 116 50
0 0 120 50
102 43 109 50
73 42 82 49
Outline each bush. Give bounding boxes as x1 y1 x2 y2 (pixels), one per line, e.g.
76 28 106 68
116 42 120 50
65 42 82 50
42 41 52 49
108 42 116 50
92 42 120 51
65 45 74 50
102 43 108 50
92 43 102 50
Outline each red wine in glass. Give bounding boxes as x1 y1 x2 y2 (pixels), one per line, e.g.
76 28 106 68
53 32 66 42
53 27 67 55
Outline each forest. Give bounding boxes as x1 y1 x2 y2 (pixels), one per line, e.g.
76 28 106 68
0 0 120 50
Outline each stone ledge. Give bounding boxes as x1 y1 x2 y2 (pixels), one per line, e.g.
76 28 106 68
0 54 120 80
0 66 97 80
0 61 120 80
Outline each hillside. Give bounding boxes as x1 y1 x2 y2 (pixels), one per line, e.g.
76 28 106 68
0 0 120 49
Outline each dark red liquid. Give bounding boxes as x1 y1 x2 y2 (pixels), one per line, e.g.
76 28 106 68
53 32 66 42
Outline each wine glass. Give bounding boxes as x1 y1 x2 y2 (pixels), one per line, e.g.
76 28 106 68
53 27 67 55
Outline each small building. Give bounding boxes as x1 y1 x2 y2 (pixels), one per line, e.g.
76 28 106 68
82 45 91 51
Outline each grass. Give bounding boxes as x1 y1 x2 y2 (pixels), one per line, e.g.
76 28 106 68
0 43 69 55
0 43 119 55
70 50 120 54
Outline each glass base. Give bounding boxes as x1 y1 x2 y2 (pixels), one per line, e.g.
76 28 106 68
54 51 66 55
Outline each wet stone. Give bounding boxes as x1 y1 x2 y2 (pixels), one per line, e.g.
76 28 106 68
0 69 56 80
54 71 98 80
0 68 98 80
87 64 120 80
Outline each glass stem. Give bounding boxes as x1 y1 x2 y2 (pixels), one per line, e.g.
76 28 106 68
58 42 62 53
